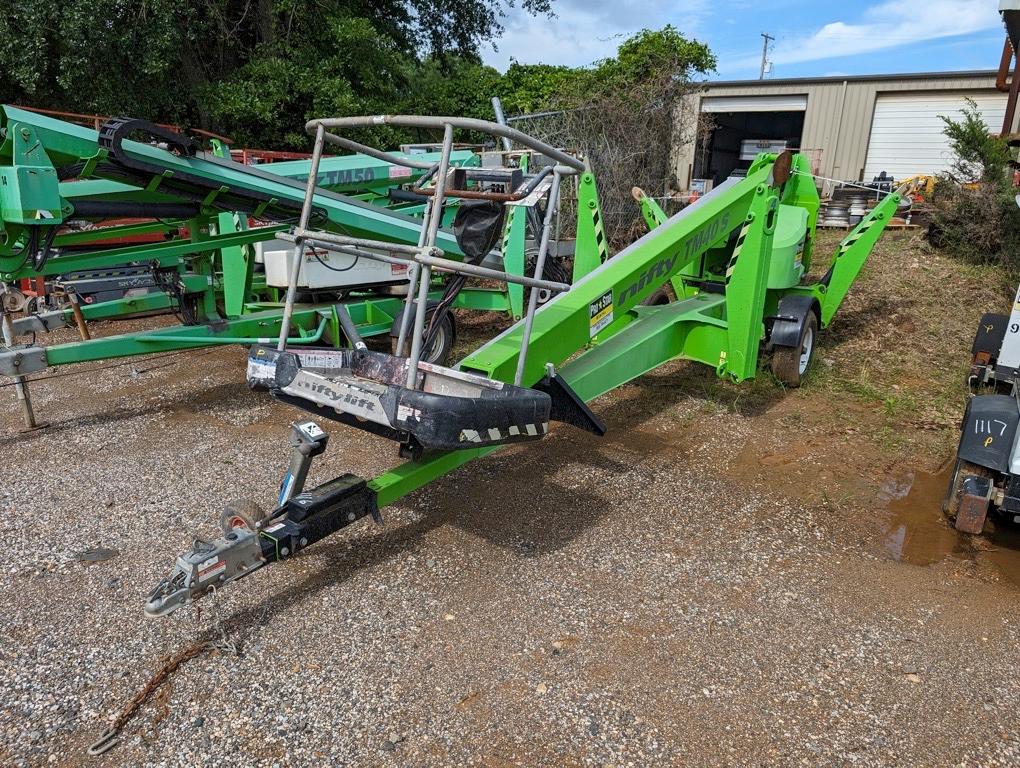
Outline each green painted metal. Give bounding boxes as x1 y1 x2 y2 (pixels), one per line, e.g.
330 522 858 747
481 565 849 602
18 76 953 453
137 316 328 346
503 212 526 319
632 188 694 300
721 187 778 380
571 172 609 280
72 290 172 320
41 293 406 367
40 306 333 365
634 187 667 230
216 211 255 318
52 217 182 248
560 296 727 400
0 108 541 374
0 123 63 226
777 161 820 273
0 105 469 259
453 287 512 312
766 205 808 289
363 152 899 510
811 193 899 326
369 446 498 507
461 162 775 386
0 221 287 281
264 149 479 195
501 155 529 320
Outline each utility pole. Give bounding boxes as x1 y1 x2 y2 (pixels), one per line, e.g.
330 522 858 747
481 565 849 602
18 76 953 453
759 32 774 80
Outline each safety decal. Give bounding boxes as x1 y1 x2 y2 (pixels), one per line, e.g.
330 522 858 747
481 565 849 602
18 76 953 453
589 290 614 337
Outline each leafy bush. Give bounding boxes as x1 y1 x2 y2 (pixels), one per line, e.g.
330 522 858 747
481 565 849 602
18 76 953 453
509 26 716 245
928 100 1020 267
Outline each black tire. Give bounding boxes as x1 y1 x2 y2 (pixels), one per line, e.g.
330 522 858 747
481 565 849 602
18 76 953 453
391 307 454 366
219 498 268 533
942 459 995 525
771 311 818 387
525 256 571 305
641 285 675 306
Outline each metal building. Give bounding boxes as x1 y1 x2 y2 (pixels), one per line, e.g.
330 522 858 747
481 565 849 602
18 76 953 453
673 70 1018 194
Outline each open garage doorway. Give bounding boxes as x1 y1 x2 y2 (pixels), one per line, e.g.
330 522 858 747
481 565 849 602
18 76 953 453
693 95 807 188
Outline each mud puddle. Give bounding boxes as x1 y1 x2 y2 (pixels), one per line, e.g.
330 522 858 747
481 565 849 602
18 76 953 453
882 463 1020 588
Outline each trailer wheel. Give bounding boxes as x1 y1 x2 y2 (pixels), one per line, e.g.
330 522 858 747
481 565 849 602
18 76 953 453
771 311 818 387
525 255 571 305
390 307 454 365
219 498 268 533
942 459 996 529
642 285 675 306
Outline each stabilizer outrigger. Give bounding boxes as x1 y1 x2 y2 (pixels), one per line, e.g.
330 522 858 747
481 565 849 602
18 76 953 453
147 114 903 617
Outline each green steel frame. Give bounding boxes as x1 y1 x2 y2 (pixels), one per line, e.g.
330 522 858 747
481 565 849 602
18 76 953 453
0 107 549 371
364 152 901 508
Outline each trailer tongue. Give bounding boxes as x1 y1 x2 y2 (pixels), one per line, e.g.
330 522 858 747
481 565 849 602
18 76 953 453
145 114 903 618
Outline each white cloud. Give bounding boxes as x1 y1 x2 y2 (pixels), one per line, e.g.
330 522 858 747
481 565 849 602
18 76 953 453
726 0 1001 72
482 0 709 70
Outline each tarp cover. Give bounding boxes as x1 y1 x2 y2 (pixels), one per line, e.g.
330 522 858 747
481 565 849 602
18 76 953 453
452 200 506 263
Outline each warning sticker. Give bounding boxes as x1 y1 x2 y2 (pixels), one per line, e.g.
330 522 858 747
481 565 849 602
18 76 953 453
396 404 422 423
198 556 226 582
588 290 614 337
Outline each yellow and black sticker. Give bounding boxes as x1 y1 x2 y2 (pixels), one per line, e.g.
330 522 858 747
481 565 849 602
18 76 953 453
589 290 614 337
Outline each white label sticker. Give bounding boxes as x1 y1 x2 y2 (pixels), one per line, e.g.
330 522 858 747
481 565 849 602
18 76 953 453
588 291 614 337
198 557 226 582
396 404 421 422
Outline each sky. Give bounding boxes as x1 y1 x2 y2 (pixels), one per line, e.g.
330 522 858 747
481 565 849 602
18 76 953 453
481 0 1008 80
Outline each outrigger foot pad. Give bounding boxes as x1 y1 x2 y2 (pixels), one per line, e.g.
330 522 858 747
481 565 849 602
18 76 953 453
145 474 378 617
247 345 552 453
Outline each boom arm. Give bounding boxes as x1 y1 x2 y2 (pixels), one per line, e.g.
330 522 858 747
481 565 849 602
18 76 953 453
0 106 473 280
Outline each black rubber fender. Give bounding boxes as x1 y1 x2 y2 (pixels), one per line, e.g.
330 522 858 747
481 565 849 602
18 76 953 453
769 294 819 349
956 394 1020 474
972 312 1008 357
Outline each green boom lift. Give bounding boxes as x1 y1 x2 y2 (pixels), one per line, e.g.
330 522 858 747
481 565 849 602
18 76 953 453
0 108 559 427
144 114 901 617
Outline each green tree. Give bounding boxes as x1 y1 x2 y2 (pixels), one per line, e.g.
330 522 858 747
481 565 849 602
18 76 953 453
517 25 715 244
939 98 1011 185
0 0 554 146
929 100 1020 268
591 25 716 87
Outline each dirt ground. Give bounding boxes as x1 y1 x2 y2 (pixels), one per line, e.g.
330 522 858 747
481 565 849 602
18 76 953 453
2 230 1020 766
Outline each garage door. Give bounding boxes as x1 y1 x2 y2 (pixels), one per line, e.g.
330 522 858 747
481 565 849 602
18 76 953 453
701 94 808 113
863 92 1007 180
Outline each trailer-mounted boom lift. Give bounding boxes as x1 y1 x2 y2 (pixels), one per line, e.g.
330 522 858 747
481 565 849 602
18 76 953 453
146 115 902 617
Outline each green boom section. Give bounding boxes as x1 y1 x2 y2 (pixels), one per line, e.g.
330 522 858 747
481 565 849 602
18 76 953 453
368 162 776 506
461 166 774 385
261 149 478 196
0 105 470 266
368 154 900 511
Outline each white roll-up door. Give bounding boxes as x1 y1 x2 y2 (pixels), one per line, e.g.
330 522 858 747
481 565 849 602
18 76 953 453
700 95 808 113
863 92 1007 180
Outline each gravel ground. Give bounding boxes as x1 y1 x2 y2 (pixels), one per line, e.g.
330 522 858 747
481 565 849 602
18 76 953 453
2 311 1020 767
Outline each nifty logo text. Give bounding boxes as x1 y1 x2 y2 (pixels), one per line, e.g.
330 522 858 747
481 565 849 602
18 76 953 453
618 213 730 304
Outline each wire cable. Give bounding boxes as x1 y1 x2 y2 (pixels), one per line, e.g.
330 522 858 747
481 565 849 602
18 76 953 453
792 170 900 197
311 251 360 273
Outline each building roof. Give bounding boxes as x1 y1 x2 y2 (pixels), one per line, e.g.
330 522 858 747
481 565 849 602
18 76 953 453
705 69 1000 88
